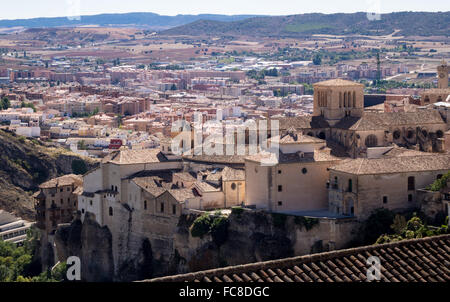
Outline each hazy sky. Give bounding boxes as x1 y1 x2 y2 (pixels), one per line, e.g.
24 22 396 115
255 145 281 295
0 0 449 20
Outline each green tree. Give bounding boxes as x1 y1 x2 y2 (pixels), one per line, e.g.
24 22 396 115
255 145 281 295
72 159 88 175
313 54 322 65
0 97 10 110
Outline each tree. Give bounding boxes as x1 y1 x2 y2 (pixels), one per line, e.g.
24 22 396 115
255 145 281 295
313 54 322 65
72 159 88 175
76 141 87 151
0 97 10 110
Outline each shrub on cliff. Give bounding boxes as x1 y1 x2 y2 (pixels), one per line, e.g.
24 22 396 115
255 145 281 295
294 216 320 231
271 213 287 229
190 213 229 246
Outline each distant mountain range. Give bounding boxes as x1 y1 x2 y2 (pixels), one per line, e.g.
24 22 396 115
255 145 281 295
0 12 259 29
161 11 450 37
0 11 448 37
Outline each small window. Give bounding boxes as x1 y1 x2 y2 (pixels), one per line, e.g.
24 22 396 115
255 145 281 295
278 170 282 174
278 185 283 192
67 187 71 192
302 168 308 174
172 205 177 215
408 176 415 191
160 203 165 213
82 208 85 214
90 200 93 206
348 179 353 193
231 183 237 190
408 194 413 202
144 200 147 210
278 201 283 206
383 196 388 204
60 189 63 193
61 199 63 204
109 207 113 216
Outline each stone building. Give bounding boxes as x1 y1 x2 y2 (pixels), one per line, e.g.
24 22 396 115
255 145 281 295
33 174 83 267
328 148 450 221
245 131 341 213
272 78 448 158
419 60 449 105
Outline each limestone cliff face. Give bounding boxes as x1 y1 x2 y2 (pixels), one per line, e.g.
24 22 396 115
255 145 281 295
55 213 115 282
172 211 357 275
55 209 358 281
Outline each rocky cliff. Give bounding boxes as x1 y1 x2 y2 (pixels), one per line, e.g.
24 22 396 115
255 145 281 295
0 129 99 220
55 208 358 281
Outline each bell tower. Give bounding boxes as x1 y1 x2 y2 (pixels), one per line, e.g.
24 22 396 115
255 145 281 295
437 59 449 89
313 79 364 126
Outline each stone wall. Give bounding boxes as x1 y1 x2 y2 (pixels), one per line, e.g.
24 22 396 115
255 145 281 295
55 209 359 281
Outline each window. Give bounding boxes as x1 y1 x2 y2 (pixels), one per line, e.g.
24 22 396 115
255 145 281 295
302 168 308 175
160 203 165 213
278 185 283 192
90 200 93 206
278 201 283 206
67 187 71 192
109 207 113 216
408 194 413 202
348 179 353 193
172 205 177 215
61 199 63 204
365 135 378 148
278 170 282 174
144 200 147 210
82 209 85 214
383 196 388 204
408 176 415 191
231 183 237 190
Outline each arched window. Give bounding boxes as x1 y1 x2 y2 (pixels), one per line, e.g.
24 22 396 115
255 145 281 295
436 130 444 138
407 129 415 139
393 130 401 140
109 207 113 216
231 183 237 190
365 135 378 147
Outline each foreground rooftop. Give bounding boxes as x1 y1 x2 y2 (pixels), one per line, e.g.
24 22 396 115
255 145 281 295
144 234 450 282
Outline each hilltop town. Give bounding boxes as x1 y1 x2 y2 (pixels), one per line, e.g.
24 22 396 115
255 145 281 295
0 12 449 283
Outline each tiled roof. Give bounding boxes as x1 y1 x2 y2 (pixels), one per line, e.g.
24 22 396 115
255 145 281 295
274 116 330 130
221 167 245 181
334 111 445 131
330 154 450 175
144 234 450 282
105 149 166 165
39 174 83 189
314 79 364 87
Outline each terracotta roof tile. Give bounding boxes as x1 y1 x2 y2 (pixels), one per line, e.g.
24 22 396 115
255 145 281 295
145 235 450 283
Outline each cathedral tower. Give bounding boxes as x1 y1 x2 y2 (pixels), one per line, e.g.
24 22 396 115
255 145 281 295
437 59 449 89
